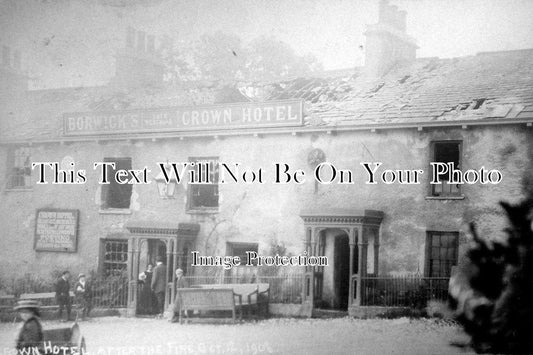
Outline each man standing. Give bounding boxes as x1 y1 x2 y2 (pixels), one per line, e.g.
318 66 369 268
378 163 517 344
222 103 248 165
74 273 92 320
55 271 71 321
151 256 167 316
170 268 188 323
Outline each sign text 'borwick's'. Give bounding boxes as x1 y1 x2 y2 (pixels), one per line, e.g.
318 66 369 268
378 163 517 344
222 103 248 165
63 99 303 136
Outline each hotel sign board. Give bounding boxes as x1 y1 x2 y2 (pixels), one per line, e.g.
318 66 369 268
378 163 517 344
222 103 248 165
34 209 79 252
63 99 304 136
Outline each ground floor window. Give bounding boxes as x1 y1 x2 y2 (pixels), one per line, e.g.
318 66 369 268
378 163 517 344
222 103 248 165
425 231 458 277
226 242 259 279
100 239 128 277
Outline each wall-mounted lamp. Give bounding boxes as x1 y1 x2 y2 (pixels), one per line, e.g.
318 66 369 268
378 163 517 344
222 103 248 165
154 162 177 199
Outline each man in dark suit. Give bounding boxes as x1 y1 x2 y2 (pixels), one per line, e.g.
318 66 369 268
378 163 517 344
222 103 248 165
151 256 167 316
55 271 71 321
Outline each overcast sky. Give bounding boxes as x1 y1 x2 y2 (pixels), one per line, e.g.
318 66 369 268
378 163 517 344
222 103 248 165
1 0 533 89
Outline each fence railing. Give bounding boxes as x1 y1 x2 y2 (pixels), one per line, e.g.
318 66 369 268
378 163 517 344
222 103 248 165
2 274 449 310
91 277 129 308
1 277 129 309
360 276 449 307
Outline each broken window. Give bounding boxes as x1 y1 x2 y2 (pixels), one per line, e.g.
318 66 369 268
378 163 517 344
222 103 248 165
101 157 133 209
431 141 462 197
425 231 458 277
6 146 31 189
187 157 219 211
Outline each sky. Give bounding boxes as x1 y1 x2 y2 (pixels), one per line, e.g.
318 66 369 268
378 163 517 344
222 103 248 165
1 0 533 89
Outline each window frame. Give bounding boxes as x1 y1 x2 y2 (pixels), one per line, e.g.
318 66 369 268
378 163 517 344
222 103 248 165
428 140 463 198
100 157 133 212
186 156 219 213
226 242 259 279
424 231 459 278
5 146 32 191
99 238 129 277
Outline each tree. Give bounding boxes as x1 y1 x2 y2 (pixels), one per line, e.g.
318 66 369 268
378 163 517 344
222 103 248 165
244 35 322 82
448 197 533 353
192 31 246 82
190 32 322 83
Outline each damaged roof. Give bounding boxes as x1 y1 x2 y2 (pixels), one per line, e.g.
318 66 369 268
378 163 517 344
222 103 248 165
244 48 533 128
1 48 533 142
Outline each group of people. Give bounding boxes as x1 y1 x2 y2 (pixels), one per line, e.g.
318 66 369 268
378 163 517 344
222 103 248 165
55 270 93 321
138 256 188 322
15 262 187 352
14 270 92 353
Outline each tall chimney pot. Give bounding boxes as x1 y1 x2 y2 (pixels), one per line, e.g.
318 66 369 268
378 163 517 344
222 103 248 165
137 31 146 52
13 50 21 70
364 0 418 78
147 35 155 53
2 46 11 67
126 27 135 48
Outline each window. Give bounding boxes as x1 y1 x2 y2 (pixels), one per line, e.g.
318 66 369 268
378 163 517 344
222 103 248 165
6 146 31 189
425 231 458 277
100 239 128 277
226 242 259 279
431 141 462 197
101 157 132 209
187 157 219 211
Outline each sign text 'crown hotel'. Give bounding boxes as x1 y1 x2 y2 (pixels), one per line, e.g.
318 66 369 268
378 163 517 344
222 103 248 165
63 99 304 136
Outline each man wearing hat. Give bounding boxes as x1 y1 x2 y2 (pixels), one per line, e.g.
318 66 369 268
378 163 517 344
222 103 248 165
151 256 167 316
14 300 43 353
170 268 188 323
75 273 92 320
55 271 72 321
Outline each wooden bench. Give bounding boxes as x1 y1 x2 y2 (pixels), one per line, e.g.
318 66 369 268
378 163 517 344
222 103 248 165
0 295 16 320
18 292 78 320
0 295 16 310
175 288 242 324
195 283 270 318
19 292 76 309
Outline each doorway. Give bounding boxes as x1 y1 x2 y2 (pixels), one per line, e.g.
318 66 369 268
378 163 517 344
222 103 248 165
334 234 350 309
137 239 167 315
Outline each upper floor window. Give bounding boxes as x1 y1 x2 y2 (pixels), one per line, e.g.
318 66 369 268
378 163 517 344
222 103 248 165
6 146 31 190
187 157 219 211
430 141 462 197
101 157 132 209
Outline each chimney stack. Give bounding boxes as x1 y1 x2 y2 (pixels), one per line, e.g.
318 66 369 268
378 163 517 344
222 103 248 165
2 46 11 67
112 28 165 89
364 0 418 78
126 27 135 48
0 45 28 95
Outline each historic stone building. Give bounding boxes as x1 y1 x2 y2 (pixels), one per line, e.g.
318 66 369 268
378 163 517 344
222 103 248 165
1 1 532 316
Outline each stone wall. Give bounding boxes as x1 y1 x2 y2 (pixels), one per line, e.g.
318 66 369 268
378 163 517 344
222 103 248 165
0 124 530 283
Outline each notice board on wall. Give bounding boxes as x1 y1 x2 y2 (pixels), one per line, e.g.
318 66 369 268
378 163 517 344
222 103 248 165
34 209 79 252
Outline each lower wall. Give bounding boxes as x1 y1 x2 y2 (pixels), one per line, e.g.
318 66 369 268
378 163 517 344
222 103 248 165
268 303 308 317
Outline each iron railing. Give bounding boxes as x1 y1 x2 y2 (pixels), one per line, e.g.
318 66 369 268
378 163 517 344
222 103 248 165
360 276 449 307
1 276 129 309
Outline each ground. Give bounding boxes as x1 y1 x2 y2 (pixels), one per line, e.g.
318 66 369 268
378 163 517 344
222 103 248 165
0 316 475 355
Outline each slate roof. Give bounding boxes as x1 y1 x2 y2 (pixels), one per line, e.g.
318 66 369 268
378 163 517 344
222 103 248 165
1 48 533 143
244 48 533 127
